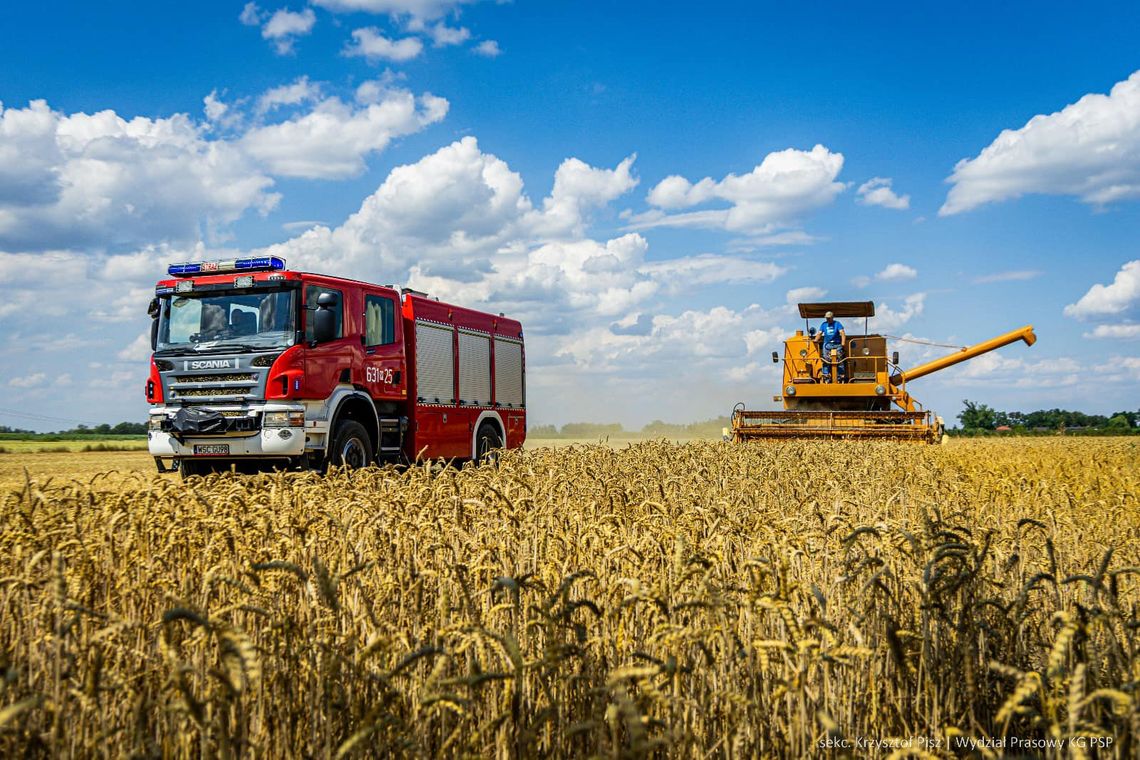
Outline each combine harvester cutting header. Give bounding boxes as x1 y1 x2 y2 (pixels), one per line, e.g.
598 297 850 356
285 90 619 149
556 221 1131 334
731 301 1036 444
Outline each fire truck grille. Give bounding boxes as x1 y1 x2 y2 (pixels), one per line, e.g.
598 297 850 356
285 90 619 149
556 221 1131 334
173 387 256 398
174 373 258 384
167 371 261 400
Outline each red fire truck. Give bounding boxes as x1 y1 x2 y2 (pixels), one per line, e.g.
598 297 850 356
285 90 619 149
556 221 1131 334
145 256 526 475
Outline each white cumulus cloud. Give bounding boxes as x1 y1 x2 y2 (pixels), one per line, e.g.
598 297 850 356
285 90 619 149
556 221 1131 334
418 21 470 47
870 293 926 331
261 8 317 54
239 3 263 26
240 5 316 54
259 137 640 291
942 70 1140 215
0 85 448 248
203 91 229 122
257 76 322 114
1064 260 1140 319
312 0 476 21
1085 324 1140 340
473 40 501 57
535 155 638 237
241 90 448 178
635 145 845 232
0 100 278 250
258 136 787 339
7 372 47 388
856 177 910 210
554 305 786 371
877 263 918 281
345 28 425 62
786 286 826 305
117 331 154 361
642 255 785 293
852 263 917 288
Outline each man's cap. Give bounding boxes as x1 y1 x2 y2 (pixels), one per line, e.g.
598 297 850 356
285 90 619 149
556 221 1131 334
825 310 834 319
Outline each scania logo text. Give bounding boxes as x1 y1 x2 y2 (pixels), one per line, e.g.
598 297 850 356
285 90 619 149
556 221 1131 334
185 359 234 370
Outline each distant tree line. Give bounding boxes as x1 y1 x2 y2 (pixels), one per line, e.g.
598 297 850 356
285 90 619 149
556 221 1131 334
529 417 731 438
530 405 1140 438
0 422 147 437
956 400 1138 434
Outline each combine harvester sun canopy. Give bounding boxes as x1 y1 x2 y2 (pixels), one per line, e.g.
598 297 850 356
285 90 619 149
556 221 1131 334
731 301 1036 444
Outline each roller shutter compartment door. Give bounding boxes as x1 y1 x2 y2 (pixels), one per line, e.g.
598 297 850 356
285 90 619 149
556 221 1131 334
494 338 525 408
458 330 491 405
415 322 455 404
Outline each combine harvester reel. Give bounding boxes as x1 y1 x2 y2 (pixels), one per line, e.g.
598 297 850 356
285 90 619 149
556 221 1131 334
731 301 1036 444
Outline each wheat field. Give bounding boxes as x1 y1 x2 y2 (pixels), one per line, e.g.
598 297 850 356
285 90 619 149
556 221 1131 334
0 439 1137 758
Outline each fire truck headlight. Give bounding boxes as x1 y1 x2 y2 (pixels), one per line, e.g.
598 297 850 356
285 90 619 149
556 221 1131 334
148 417 164 431
875 384 886 395
251 353 280 367
263 411 305 427
785 385 796 396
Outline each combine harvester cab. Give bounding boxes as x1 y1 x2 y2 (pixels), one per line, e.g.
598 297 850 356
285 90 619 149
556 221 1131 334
731 301 1036 444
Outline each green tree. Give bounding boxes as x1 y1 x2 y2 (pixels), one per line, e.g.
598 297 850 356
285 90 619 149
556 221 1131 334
642 420 684 436
560 422 624 438
958 399 998 431
1109 410 1138 428
1107 414 1132 431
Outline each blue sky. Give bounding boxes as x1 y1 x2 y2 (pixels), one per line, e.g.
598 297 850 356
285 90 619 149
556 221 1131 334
1 1 1138 430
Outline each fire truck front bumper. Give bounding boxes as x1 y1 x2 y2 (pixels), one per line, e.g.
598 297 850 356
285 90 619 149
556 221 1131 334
148 429 307 460
147 405 307 460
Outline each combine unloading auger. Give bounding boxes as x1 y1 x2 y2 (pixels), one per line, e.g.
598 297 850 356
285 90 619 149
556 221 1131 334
731 301 1036 444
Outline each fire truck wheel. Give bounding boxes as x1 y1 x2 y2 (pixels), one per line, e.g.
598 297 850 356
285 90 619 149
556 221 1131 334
475 422 503 464
179 459 217 478
329 420 374 469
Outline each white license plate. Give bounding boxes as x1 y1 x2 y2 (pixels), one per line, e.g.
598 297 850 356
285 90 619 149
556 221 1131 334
193 444 230 456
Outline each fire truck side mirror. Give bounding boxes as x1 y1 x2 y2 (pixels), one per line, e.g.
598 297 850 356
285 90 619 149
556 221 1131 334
312 292 338 343
148 298 159 350
892 351 899 367
771 351 779 364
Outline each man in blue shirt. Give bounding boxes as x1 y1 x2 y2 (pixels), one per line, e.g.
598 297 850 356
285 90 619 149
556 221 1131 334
815 310 847 381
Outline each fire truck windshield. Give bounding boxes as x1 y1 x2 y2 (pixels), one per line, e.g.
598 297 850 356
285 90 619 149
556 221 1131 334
155 288 297 353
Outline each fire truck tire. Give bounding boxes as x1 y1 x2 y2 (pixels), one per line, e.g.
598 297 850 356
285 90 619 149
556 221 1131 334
179 459 217 478
475 422 503 464
329 420 374 469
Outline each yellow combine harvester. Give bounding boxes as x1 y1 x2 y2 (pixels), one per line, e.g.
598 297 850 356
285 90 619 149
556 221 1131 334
731 301 1036 443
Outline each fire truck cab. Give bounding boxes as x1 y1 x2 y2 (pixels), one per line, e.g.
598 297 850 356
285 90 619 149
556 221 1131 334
145 256 526 475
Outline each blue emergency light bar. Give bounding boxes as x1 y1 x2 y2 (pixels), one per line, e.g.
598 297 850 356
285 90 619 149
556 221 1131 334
168 256 287 278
